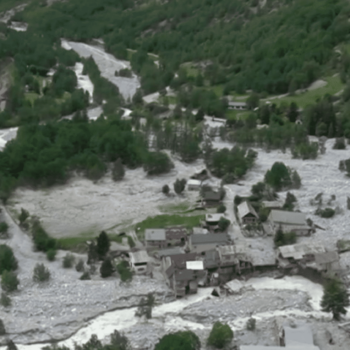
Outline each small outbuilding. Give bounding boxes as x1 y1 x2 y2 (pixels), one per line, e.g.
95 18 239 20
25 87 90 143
228 101 247 110
129 250 150 274
187 179 201 191
237 201 259 225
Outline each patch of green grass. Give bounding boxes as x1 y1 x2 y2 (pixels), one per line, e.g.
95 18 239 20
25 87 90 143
181 62 199 77
135 214 205 239
265 75 345 108
159 202 191 214
57 231 123 251
210 84 224 97
109 234 123 244
56 236 91 251
226 109 251 120
25 92 40 104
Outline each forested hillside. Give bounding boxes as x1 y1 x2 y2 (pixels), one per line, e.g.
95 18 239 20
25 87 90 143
12 0 350 94
1 0 350 198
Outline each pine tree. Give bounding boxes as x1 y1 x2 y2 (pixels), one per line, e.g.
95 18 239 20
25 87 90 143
112 158 125 181
100 258 114 278
6 340 18 350
174 178 186 194
96 231 110 260
321 279 349 321
87 241 99 265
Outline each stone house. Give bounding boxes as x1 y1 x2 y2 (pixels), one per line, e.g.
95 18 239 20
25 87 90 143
237 201 259 225
268 210 311 236
189 233 231 254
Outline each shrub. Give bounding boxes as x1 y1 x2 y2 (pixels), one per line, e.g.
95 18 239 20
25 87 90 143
217 205 226 213
63 253 75 268
218 217 230 232
292 141 318 159
155 331 201 350
112 158 125 181
116 261 132 282
206 146 256 179
32 220 56 252
174 178 186 194
100 257 114 278
135 293 155 319
1 271 19 292
333 137 346 150
274 229 297 247
0 244 18 274
6 340 18 350
321 278 349 320
0 319 5 335
283 192 297 211
109 330 130 350
246 318 256 331
127 236 135 248
0 222 9 238
75 259 85 272
162 184 170 195
0 292 11 307
80 271 91 280
18 208 29 225
316 207 335 218
143 152 174 175
234 195 242 206
265 162 291 191
33 263 51 282
46 249 57 261
97 231 110 260
207 322 234 349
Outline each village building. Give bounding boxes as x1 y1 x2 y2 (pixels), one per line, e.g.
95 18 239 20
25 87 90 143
268 210 311 236
202 190 221 207
157 247 185 258
165 226 187 246
189 233 231 254
145 229 166 248
145 227 187 249
228 101 247 110
129 250 150 274
161 253 206 297
237 201 259 225
262 201 282 210
276 243 340 276
187 179 201 191
241 321 320 350
314 251 341 276
192 227 209 235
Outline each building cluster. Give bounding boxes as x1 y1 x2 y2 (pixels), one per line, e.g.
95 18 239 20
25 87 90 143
240 319 321 350
124 192 341 298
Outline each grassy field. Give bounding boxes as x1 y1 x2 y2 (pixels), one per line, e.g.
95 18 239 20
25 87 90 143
226 109 251 120
134 213 205 239
264 75 344 108
159 202 191 214
56 232 123 251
